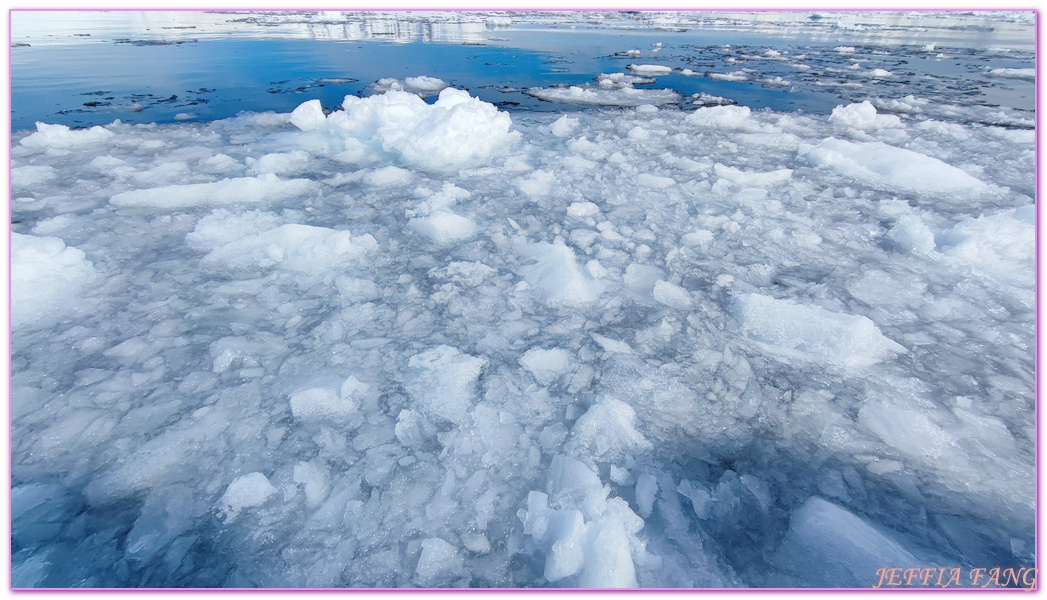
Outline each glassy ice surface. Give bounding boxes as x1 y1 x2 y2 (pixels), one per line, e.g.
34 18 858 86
9 11 1036 589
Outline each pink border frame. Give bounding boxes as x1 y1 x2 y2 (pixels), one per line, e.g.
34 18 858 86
4 6 1040 594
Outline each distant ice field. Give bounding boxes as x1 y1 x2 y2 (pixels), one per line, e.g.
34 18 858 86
10 10 1035 130
9 10 1036 590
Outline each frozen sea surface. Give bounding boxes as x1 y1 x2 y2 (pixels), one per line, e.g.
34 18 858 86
9 10 1036 590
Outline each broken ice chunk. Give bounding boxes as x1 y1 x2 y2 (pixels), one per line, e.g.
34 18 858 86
405 346 486 425
774 497 922 587
217 472 277 522
290 99 326 131
517 241 604 307
519 347 572 385
407 211 477 246
289 387 357 421
333 88 519 172
635 474 657 518
627 64 673 75
19 121 114 149
415 538 462 585
801 138 988 195
292 462 330 509
109 174 320 209
569 398 653 460
550 115 580 137
11 232 96 328
202 224 377 275
734 293 906 368
829 101 902 130
652 280 692 310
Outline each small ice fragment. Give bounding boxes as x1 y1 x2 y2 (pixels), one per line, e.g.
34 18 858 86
520 347 572 384
289 387 356 421
627 64 673 75
550 115 580 137
362 165 414 187
801 138 988 195
404 75 449 92
110 174 320 209
415 538 461 584
652 280 692 310
591 333 633 355
829 101 902 130
517 241 604 306
408 212 477 245
570 398 652 459
217 472 277 521
290 99 326 131
635 474 657 518
567 201 600 218
405 346 486 425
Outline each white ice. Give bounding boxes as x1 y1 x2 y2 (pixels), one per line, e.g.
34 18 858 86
9 67 1034 590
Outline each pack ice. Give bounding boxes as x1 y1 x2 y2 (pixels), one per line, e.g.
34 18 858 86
10 82 1034 589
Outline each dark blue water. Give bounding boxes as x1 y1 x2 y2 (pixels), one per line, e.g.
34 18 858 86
11 24 1035 131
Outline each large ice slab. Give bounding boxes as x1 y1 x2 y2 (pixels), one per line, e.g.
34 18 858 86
775 497 922 587
525 85 680 107
110 174 320 209
801 138 989 195
734 293 906 368
201 224 378 275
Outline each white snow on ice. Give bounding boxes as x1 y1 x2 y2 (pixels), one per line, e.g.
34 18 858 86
9 63 1034 590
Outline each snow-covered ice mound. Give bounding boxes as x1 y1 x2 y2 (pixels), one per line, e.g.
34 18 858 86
10 84 1034 589
293 88 519 172
11 233 96 328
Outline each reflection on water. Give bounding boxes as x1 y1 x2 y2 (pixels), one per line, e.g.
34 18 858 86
10 10 1035 131
11 10 1035 49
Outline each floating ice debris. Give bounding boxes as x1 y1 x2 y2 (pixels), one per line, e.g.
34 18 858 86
525 84 680 107
517 241 605 306
987 67 1035 80
734 293 907 368
801 138 989 195
596 72 655 87
829 101 903 130
217 473 278 521
707 71 749 81
11 233 96 328
404 345 486 425
18 121 114 148
373 75 450 96
290 88 519 172
109 174 320 209
626 64 673 75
